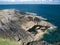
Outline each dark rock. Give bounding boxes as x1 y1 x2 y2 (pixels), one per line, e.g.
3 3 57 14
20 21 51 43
27 41 52 45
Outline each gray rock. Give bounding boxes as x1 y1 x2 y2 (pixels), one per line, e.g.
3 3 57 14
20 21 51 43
0 9 56 45
27 41 52 45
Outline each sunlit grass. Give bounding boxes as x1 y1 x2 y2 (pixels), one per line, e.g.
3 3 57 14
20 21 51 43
0 38 21 45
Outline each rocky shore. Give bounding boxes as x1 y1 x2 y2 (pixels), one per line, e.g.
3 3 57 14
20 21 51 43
0 9 56 45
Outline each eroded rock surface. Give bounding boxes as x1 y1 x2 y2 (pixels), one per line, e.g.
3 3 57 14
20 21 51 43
27 40 52 45
0 9 56 45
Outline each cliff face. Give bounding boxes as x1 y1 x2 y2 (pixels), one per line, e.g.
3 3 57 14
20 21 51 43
0 9 56 45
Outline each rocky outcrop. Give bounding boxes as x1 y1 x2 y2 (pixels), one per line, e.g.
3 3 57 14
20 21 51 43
0 9 56 45
27 40 52 45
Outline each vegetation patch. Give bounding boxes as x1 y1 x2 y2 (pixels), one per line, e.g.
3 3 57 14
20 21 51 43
0 38 20 45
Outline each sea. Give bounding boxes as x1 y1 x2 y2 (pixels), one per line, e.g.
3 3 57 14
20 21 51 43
0 4 60 43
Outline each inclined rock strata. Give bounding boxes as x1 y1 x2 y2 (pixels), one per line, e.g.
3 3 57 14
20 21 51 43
0 9 56 45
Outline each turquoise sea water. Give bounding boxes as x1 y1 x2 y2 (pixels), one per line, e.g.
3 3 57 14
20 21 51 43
0 4 60 43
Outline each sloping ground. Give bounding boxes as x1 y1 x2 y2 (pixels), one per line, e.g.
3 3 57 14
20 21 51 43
27 40 52 45
0 9 56 45
0 38 21 45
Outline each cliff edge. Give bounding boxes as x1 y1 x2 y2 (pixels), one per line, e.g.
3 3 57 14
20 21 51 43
0 9 56 45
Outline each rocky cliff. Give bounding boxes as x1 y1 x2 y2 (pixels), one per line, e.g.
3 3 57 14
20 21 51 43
0 9 56 45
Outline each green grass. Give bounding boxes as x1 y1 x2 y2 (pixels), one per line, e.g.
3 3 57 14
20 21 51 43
0 38 21 45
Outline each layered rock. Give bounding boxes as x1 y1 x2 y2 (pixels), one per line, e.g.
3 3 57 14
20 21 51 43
0 9 56 45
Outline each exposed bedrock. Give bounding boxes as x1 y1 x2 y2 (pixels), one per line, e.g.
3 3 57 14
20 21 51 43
0 9 56 45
